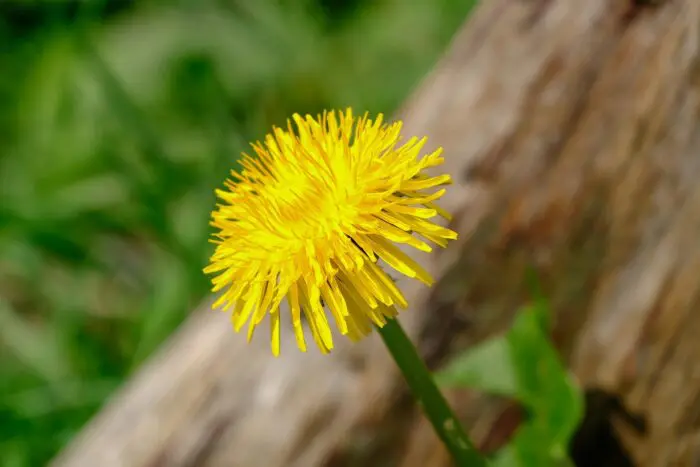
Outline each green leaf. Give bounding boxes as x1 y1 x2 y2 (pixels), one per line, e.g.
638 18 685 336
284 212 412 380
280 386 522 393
437 300 584 466
435 335 518 398
491 424 575 467
508 306 584 452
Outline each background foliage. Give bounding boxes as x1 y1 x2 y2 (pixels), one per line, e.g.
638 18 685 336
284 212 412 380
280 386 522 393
0 1 477 465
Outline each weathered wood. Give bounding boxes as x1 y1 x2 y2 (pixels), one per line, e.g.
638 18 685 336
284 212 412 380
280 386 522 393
51 301 402 467
53 1 700 466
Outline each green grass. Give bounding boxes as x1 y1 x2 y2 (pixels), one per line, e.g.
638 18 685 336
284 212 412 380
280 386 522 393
0 1 477 465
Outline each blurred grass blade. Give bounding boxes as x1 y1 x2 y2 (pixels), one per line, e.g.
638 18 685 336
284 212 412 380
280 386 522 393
130 252 190 369
0 299 74 383
78 38 173 183
4 379 118 419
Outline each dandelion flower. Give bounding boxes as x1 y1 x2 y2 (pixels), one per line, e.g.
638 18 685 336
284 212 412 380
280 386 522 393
205 109 457 356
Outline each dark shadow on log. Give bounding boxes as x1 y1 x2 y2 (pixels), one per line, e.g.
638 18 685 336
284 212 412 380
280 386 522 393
571 390 641 467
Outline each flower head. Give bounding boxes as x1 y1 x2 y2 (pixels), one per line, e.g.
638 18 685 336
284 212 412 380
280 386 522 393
205 109 457 355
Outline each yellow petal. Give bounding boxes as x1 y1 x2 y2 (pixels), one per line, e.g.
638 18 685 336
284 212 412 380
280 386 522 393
367 236 434 286
270 308 281 357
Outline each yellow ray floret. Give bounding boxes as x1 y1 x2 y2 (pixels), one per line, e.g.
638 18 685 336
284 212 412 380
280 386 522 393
204 109 458 356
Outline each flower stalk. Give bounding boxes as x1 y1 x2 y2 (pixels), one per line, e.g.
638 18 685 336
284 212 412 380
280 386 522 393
378 318 488 467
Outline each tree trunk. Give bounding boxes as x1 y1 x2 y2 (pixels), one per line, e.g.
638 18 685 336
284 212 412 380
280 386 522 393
52 1 700 466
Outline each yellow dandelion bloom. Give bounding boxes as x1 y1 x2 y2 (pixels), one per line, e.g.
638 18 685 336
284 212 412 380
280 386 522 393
204 109 457 356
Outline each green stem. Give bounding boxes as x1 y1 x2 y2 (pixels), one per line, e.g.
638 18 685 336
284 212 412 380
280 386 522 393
377 318 488 467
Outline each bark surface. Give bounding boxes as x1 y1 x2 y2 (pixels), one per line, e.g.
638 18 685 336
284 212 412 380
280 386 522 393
52 1 700 466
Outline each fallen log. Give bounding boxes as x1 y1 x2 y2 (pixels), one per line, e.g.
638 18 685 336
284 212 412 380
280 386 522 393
53 1 700 466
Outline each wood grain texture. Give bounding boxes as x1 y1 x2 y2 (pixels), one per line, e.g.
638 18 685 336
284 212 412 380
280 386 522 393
53 1 700 466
